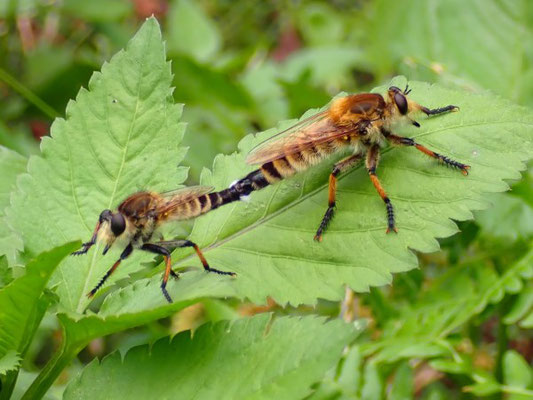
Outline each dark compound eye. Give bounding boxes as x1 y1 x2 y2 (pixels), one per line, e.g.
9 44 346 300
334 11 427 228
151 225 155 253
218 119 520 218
110 213 126 236
394 92 408 115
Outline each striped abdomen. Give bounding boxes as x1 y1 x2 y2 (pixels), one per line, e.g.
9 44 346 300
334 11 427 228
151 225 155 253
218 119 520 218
261 140 342 183
167 189 242 221
229 138 346 199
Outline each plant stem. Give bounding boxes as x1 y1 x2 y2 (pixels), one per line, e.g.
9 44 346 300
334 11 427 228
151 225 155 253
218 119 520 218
0 67 60 120
21 341 79 400
495 303 508 383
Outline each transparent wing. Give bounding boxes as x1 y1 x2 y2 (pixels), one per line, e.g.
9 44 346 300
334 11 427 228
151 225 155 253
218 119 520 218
158 186 214 214
246 111 360 165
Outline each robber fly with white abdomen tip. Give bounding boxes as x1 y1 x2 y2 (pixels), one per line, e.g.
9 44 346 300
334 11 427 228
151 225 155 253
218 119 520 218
72 185 243 303
229 85 470 240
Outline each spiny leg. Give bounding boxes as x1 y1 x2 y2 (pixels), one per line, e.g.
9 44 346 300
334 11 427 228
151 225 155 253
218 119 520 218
366 145 396 233
88 243 133 298
156 240 236 276
387 134 470 175
420 104 458 116
140 243 177 303
314 153 364 241
72 222 101 255
144 240 236 303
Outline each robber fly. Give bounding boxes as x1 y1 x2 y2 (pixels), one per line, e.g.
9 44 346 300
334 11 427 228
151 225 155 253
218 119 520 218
230 85 470 240
72 185 241 303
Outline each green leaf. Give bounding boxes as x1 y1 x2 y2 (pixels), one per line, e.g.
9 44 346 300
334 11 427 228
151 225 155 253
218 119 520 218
388 362 413 400
0 242 76 399
175 79 533 306
23 272 237 400
337 346 363 395
0 350 21 375
475 192 533 240
0 146 26 265
0 242 76 360
504 350 533 393
167 0 221 62
464 380 501 396
365 0 533 103
519 309 533 329
430 358 470 375
361 361 383 400
504 283 533 324
6 17 188 313
63 315 357 400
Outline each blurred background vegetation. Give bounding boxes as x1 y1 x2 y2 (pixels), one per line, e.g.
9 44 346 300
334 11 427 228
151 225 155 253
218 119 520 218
1 0 532 398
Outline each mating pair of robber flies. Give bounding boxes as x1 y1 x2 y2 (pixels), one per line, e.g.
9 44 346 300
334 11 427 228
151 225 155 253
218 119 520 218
73 85 469 303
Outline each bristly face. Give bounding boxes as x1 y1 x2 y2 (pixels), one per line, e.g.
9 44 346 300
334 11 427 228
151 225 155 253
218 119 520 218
386 85 425 128
97 209 127 254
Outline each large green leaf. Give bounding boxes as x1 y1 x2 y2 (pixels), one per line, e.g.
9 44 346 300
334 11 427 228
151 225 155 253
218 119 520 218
5 17 188 313
0 242 76 398
63 314 358 400
173 79 533 305
0 242 76 360
22 272 237 400
0 146 26 265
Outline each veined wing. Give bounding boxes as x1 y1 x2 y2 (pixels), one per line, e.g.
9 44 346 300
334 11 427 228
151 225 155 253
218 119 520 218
158 186 214 214
246 111 360 165
160 186 214 199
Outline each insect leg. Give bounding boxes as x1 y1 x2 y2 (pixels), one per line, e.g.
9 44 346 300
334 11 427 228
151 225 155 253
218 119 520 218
140 243 178 303
314 153 364 242
366 145 396 233
419 104 458 115
72 222 101 255
88 243 133 298
388 134 470 175
155 240 236 277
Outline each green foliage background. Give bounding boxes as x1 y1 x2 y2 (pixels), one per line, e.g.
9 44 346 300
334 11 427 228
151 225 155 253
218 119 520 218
0 1 532 399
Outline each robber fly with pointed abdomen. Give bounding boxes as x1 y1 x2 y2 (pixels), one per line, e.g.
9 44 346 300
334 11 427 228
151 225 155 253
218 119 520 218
72 185 242 302
230 85 470 240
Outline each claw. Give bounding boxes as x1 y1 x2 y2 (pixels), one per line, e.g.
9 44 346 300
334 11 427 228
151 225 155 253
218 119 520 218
161 283 173 303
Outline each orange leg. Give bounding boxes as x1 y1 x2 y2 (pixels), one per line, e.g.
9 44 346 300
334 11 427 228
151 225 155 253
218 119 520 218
387 134 470 175
366 145 397 233
88 243 133 298
314 153 364 241
141 243 179 303
146 240 236 303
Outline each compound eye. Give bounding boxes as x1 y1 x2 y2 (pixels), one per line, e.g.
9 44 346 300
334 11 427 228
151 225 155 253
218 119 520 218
389 86 401 93
110 213 126 236
394 92 408 115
